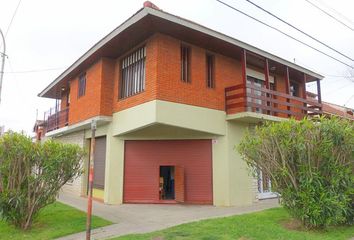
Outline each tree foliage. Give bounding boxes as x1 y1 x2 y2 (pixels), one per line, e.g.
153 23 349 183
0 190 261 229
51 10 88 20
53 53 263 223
0 132 84 230
238 117 354 228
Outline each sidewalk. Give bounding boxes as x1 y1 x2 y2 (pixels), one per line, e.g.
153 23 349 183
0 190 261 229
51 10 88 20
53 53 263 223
57 192 279 240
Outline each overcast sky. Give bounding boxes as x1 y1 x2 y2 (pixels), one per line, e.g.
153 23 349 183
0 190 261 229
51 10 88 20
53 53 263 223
0 0 353 135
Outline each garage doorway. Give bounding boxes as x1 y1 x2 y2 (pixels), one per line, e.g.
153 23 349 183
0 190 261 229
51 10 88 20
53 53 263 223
124 140 212 204
159 166 175 200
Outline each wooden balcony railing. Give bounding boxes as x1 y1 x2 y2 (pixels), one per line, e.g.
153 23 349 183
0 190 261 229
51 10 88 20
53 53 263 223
225 83 322 118
45 108 69 133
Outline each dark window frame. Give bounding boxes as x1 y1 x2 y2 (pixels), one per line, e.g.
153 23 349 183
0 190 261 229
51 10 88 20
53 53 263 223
206 53 215 88
181 44 191 83
78 73 86 98
119 46 146 99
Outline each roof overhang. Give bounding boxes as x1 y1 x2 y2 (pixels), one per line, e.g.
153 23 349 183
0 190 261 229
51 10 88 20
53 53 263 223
39 7 324 99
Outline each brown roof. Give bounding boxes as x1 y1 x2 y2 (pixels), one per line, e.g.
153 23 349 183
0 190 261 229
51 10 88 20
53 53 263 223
307 91 354 120
38 3 323 99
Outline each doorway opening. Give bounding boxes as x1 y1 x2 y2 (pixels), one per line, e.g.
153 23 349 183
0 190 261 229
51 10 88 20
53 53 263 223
159 166 175 200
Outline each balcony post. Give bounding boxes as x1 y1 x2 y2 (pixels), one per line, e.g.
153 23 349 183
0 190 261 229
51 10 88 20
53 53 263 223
241 49 247 112
264 58 270 114
55 98 59 129
285 66 291 117
316 79 322 103
285 67 290 94
264 59 270 89
302 73 307 116
316 79 322 111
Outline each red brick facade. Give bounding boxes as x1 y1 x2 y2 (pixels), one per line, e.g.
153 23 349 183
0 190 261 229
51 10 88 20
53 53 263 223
61 33 308 125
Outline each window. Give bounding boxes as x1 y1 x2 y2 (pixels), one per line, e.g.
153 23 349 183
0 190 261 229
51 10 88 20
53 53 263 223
181 45 190 83
120 46 146 99
257 169 278 199
290 81 299 97
247 76 264 113
78 73 86 98
206 54 215 88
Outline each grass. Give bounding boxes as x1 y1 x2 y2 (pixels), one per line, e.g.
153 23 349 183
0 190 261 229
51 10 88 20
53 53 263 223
0 201 112 240
113 208 354 240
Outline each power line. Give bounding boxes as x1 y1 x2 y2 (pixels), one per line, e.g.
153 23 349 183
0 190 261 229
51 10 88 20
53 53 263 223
243 0 353 61
304 0 354 32
5 0 22 38
215 0 353 69
294 59 352 79
315 0 354 26
324 82 353 96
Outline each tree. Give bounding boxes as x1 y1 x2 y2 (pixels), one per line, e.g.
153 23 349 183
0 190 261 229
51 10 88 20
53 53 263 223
238 117 354 228
0 132 84 229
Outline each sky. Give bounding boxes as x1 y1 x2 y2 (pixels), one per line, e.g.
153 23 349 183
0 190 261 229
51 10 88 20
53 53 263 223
0 0 353 135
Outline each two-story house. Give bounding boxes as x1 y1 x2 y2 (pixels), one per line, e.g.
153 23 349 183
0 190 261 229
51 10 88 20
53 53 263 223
36 2 323 206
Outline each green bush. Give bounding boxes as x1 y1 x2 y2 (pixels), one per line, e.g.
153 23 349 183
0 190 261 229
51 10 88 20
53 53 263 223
238 117 354 228
0 132 84 230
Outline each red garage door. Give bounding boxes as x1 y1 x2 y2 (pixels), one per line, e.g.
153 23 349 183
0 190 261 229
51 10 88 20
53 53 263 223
123 140 213 204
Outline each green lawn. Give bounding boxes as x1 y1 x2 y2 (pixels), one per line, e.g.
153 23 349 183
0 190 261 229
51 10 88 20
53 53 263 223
0 202 112 240
113 208 354 240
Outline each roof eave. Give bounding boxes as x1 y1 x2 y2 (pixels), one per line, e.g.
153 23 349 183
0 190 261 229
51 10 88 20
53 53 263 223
39 6 324 98
38 8 149 98
145 8 324 80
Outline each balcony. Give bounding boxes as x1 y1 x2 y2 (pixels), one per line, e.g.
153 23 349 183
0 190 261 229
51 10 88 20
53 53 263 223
44 108 69 133
225 83 322 119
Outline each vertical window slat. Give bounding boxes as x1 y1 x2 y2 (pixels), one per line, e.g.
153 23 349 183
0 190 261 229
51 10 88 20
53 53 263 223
181 45 190 83
206 54 215 88
78 73 86 97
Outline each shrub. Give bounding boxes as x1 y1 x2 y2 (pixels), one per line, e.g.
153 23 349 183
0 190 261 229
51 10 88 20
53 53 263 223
238 117 354 228
0 132 84 229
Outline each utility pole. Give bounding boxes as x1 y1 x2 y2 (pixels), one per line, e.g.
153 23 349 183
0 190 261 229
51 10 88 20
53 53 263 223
86 120 96 240
0 28 6 104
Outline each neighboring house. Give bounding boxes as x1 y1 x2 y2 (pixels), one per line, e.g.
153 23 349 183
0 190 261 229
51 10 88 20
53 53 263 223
33 120 46 141
35 2 323 206
307 92 354 120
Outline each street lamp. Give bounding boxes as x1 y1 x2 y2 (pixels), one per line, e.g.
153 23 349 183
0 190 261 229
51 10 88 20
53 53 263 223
0 28 6 104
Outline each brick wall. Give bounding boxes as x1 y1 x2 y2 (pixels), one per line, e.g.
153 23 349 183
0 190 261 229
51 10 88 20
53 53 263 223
60 91 68 110
100 58 115 115
68 60 103 124
155 34 243 111
61 32 302 125
112 35 158 112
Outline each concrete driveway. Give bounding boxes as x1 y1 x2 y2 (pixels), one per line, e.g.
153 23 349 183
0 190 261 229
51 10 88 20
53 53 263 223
57 191 279 240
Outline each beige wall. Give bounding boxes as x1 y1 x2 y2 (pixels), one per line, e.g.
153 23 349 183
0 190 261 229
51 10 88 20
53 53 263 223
103 125 125 204
212 122 256 206
103 100 256 206
54 130 89 196
53 100 259 207
112 100 226 136
227 122 256 205
84 122 124 204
